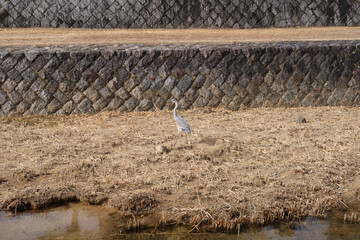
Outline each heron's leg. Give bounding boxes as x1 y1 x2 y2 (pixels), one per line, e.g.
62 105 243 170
173 130 181 147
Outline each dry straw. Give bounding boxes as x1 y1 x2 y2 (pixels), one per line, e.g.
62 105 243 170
0 106 359 231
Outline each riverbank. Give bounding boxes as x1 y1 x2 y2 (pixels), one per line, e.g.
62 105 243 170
0 106 359 231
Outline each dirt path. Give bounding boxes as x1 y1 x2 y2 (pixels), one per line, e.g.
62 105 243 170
1 107 359 230
1 27 360 46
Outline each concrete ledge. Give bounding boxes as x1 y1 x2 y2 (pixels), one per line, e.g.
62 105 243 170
1 41 360 116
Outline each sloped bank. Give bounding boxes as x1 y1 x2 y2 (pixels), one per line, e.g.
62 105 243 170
1 41 360 116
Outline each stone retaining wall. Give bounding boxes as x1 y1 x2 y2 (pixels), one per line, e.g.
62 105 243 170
0 41 360 116
0 0 359 28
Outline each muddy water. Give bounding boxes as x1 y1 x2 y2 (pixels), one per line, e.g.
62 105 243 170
1 204 360 240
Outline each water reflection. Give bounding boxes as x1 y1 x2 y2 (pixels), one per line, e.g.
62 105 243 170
0 203 118 240
1 204 360 240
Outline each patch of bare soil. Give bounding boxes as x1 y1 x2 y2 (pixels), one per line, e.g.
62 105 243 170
0 106 359 231
0 27 360 47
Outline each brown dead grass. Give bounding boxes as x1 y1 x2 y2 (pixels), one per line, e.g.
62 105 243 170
1 27 360 47
0 106 360 231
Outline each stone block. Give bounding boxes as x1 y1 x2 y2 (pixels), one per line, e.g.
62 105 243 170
115 68 131 82
209 84 224 98
99 65 114 81
0 70 5 83
332 89 344 101
16 101 31 114
52 70 65 82
84 86 100 102
31 79 47 93
30 99 47 114
90 77 106 91
154 97 166 110
40 89 52 103
221 95 233 107
8 90 22 104
59 58 76 73
151 77 164 92
158 87 171 100
341 88 357 105
177 74 193 92
171 86 183 100
282 90 294 102
124 96 139 111
0 90 6 105
78 98 93 113
15 58 31 73
179 97 191 110
107 77 121 92
2 101 15 114
82 68 99 82
72 90 85 104
267 92 281 105
53 89 67 104
301 97 313 107
124 77 139 92
7 69 23 83
163 75 177 91
139 99 153 111
23 89 38 104
41 57 59 77
63 100 75 114
93 98 108 111
140 76 152 91
192 74 206 89
264 72 275 86
220 82 236 97
76 78 90 91
2 79 17 93
99 87 112 99
107 97 124 110
46 80 59 94
193 96 208 108
47 98 62 113
123 55 139 72
24 50 40 62
184 88 198 102
92 56 107 72
115 87 131 100
55 108 66 115
1 57 17 71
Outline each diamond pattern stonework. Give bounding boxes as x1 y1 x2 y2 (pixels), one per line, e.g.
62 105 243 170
0 0 359 28
0 41 359 116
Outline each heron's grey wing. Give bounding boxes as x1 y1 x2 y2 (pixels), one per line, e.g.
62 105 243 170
176 116 191 133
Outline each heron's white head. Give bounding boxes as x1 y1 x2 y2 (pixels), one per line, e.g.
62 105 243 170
170 99 178 104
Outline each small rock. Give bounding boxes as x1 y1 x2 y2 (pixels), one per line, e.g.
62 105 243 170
296 115 306 123
156 145 169 154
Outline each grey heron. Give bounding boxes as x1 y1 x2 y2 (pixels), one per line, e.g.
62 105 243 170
170 99 191 135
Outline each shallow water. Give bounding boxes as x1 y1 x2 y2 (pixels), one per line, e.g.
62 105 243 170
1 203 360 240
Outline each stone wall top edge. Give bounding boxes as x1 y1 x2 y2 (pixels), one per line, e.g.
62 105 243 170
1 40 359 52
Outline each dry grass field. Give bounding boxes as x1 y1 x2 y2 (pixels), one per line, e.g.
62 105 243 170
0 106 359 231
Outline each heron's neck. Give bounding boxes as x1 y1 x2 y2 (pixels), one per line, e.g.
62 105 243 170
173 102 178 119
